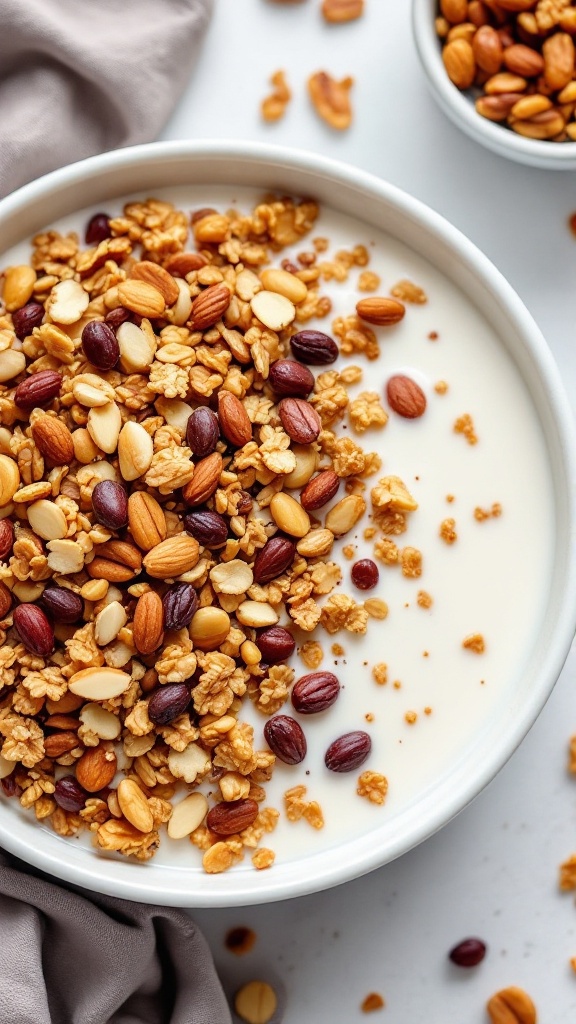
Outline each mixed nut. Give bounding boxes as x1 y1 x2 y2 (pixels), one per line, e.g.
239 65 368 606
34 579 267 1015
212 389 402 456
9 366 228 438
437 0 576 141
0 191 426 871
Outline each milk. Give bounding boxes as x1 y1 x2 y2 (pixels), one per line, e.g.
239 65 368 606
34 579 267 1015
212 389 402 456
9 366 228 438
1 186 555 872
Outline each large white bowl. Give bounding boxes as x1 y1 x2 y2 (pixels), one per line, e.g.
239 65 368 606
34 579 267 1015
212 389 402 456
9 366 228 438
412 0 576 169
1 141 575 907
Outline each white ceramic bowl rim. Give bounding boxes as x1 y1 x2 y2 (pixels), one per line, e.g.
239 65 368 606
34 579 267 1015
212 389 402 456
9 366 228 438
1 140 575 907
412 0 576 169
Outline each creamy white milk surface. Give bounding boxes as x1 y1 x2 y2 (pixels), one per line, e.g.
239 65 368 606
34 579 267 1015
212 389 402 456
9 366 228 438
0 186 556 872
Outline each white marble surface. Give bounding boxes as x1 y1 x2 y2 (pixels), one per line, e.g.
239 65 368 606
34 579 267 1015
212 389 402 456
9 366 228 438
159 1 576 1019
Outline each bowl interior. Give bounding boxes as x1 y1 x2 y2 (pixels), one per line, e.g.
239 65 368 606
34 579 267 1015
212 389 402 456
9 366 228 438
412 0 576 169
1 141 575 906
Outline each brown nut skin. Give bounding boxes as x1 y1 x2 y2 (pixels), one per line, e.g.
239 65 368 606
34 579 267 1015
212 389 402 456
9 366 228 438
182 452 223 507
186 407 220 457
14 369 61 409
13 603 55 657
183 509 228 548
257 625 296 664
91 479 128 530
0 581 13 619
448 938 487 967
147 682 191 726
12 302 45 341
133 590 164 655
217 391 252 447
54 776 88 812
268 358 315 397
162 582 198 631
278 397 322 444
252 535 296 584
31 417 74 466
0 519 14 560
290 329 339 365
325 730 371 772
291 671 340 714
264 715 307 764
81 320 120 370
75 746 117 793
85 212 112 245
206 798 259 836
386 374 427 419
300 470 340 511
41 586 84 624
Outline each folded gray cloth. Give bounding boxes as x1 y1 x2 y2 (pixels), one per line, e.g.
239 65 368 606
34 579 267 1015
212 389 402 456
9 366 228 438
0 851 233 1024
0 0 214 199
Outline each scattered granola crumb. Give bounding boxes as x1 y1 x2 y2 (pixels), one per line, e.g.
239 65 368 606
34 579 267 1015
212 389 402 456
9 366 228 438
446 494 455 503
299 641 324 670
357 771 388 804
428 330 439 341
424 706 432 715
560 855 576 890
434 380 448 394
252 848 276 870
358 270 381 292
570 957 576 974
225 927 257 955
391 279 427 304
393 680 402 690
569 736 576 774
364 598 388 620
405 711 417 725
365 712 374 723
284 785 325 829
439 517 457 544
313 236 329 252
331 643 345 656
400 546 422 578
342 544 356 560
361 992 385 1013
364 527 377 540
374 538 399 565
372 663 388 686
308 71 354 131
454 413 478 445
349 392 388 433
261 70 291 122
474 502 502 522
417 590 433 608
462 633 485 654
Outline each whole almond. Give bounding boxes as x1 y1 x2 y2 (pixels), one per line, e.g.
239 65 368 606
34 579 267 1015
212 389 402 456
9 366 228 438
54 776 87 812
182 452 223 506
356 296 406 326
290 329 339 365
117 420 154 482
128 491 167 551
130 261 180 306
44 731 79 759
186 407 220 456
117 778 154 834
440 0 467 21
264 715 307 764
162 582 198 631
44 714 80 731
217 392 252 447
206 798 259 836
291 671 340 714
257 626 296 664
87 539 142 582
442 38 476 89
75 744 118 792
13 603 54 656
0 455 20 507
268 359 315 397
148 682 191 725
486 986 536 1024
31 417 74 466
503 43 543 78
183 509 228 548
386 375 427 418
300 470 340 511
472 25 503 75
133 590 164 655
278 397 322 444
41 585 83 623
325 730 371 772
543 31 574 91
12 301 45 341
0 519 14 560
253 535 296 584
0 581 13 619
143 534 200 578
164 252 207 276
117 279 166 318
189 283 231 330
14 369 61 408
91 479 128 531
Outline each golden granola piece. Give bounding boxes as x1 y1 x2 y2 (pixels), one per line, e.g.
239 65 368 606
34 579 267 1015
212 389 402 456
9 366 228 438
372 663 388 686
462 633 485 654
289 597 322 632
20 667 68 701
439 518 457 544
261 70 291 122
320 594 368 635
357 771 388 805
203 840 244 874
252 848 275 870
299 641 324 669
391 279 427 304
255 665 294 715
0 712 45 767
400 546 422 578
124 700 154 737
284 785 324 829
454 413 478 446
371 476 418 515
417 590 433 609
560 855 576 890
258 425 296 475
156 631 197 684
145 444 195 493
193 652 247 717
333 314 379 360
95 819 160 861
374 538 399 565
348 392 388 434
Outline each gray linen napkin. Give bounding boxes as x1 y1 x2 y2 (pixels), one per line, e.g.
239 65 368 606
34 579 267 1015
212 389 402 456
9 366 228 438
0 851 233 1024
0 0 214 199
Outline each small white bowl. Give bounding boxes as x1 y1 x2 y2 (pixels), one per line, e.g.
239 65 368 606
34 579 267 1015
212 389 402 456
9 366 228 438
1 141 576 907
412 0 576 169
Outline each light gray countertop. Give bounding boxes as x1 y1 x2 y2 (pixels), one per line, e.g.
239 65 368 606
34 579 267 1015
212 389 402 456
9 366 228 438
160 2 576 1019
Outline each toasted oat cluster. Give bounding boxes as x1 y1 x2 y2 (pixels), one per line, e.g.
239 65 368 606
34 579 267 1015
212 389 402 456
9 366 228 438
0 193 432 871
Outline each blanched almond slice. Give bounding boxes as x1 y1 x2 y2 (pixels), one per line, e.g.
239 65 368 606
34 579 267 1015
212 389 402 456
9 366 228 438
27 499 68 541
167 793 208 839
168 742 211 784
87 402 122 454
117 321 157 373
94 600 128 646
260 268 307 304
118 420 154 481
69 666 132 700
251 290 296 331
154 397 194 434
79 702 121 740
46 538 85 574
0 753 14 779
236 600 279 628
48 279 90 324
210 559 254 595
117 778 154 834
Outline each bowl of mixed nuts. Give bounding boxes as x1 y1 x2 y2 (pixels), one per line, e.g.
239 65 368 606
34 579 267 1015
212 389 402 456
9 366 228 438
412 0 576 168
0 140 574 906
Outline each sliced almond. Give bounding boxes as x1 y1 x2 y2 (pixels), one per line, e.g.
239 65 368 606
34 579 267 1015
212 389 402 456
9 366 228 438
47 279 90 324
117 420 154 481
87 402 122 454
79 702 121 740
210 559 254 595
325 495 366 536
116 320 157 373
27 499 68 541
167 793 208 839
154 396 194 434
3 265 37 312
69 666 132 700
117 778 155 834
94 600 128 646
46 538 85 574
0 349 26 383
0 753 15 779
236 600 279 628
